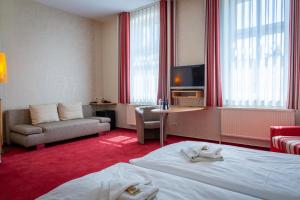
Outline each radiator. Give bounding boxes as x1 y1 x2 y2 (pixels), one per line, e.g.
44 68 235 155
126 104 137 125
221 108 295 141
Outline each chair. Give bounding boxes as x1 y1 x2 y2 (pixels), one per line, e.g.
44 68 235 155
270 126 300 155
135 106 166 144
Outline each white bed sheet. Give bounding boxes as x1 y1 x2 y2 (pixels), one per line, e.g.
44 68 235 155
130 141 300 200
37 162 259 200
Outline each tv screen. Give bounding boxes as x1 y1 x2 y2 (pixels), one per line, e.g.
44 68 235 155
171 65 204 89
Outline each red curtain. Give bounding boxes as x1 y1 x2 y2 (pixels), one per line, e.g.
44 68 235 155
170 0 175 68
287 0 300 109
205 0 222 107
157 0 168 102
119 12 130 104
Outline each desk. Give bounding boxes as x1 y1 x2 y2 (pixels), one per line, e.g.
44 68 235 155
151 107 205 146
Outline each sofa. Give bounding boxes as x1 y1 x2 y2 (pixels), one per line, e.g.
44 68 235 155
270 126 300 155
5 105 110 148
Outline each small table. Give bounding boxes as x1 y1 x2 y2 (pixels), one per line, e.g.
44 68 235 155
151 107 205 146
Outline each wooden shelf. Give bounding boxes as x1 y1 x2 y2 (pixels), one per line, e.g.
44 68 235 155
90 102 117 106
171 90 204 99
171 90 205 107
172 96 199 99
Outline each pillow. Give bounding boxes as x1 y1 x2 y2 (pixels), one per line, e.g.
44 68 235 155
58 102 83 121
29 104 60 125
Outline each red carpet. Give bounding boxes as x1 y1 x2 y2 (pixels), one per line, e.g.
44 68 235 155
0 129 187 200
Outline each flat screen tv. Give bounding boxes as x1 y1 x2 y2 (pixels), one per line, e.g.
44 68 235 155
171 64 205 89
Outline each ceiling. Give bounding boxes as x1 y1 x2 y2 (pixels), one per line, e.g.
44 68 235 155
34 0 158 20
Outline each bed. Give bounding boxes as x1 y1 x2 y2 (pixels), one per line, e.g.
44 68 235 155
130 141 300 200
37 162 259 200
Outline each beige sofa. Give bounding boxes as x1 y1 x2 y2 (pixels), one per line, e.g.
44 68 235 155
5 105 110 148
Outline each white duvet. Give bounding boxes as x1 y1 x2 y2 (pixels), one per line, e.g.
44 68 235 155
37 162 259 200
130 141 300 200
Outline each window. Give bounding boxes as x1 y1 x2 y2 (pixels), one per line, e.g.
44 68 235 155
220 0 290 108
130 4 160 105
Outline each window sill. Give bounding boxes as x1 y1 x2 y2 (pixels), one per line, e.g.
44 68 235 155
218 107 295 112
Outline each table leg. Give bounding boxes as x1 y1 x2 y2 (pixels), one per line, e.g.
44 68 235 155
160 113 165 147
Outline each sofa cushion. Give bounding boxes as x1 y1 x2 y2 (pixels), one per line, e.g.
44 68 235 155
36 119 99 131
272 136 300 155
10 132 45 147
11 124 43 135
144 121 160 129
58 102 83 121
29 104 59 125
88 117 111 123
35 119 109 144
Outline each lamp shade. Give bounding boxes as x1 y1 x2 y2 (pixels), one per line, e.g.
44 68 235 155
0 52 8 83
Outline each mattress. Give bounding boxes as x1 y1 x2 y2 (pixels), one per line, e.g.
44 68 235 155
130 141 300 200
37 162 258 200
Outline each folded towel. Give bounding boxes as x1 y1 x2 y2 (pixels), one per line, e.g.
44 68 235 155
198 147 223 159
188 155 224 162
181 146 223 162
118 182 159 200
99 179 158 200
181 149 223 162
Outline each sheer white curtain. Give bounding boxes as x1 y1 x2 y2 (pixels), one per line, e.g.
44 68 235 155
130 3 160 105
220 0 290 108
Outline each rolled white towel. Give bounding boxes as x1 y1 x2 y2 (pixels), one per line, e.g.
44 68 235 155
191 144 209 155
181 149 223 162
180 148 199 160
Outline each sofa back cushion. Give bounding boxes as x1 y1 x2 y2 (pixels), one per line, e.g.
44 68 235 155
58 102 83 121
29 104 60 125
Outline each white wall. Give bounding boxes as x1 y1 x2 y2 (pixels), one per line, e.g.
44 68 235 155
176 0 206 66
100 16 119 102
0 0 97 110
95 15 134 129
93 22 103 99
